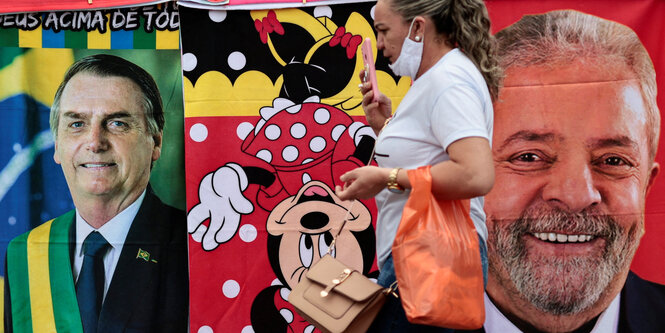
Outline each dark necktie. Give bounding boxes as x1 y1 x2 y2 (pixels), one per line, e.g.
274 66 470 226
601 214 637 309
76 231 109 333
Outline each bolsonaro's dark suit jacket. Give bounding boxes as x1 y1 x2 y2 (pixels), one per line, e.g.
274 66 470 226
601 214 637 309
4 187 189 332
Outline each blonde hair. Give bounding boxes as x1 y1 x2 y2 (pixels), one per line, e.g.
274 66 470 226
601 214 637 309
388 0 502 100
496 10 660 160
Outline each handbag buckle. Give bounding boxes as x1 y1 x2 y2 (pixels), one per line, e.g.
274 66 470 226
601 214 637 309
320 268 352 297
384 280 399 298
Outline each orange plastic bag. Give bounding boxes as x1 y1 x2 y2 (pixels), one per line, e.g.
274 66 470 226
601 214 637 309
392 165 485 329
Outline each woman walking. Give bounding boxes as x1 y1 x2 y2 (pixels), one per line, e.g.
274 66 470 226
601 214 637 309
335 0 501 331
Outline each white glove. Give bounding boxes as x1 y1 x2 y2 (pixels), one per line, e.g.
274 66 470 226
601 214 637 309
348 122 377 146
188 163 254 251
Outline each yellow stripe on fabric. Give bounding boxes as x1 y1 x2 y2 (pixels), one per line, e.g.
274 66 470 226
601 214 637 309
183 71 281 117
48 211 84 333
0 49 74 106
88 29 110 49
155 29 179 49
88 13 111 49
27 219 57 333
18 27 42 48
183 70 410 118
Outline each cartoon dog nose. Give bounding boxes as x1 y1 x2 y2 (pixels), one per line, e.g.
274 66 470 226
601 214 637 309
301 211 329 230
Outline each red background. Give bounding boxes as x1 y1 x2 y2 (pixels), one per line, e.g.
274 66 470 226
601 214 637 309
181 1 665 332
184 2 665 332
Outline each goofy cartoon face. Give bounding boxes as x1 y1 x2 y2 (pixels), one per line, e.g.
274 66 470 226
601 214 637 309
250 182 376 333
266 180 373 289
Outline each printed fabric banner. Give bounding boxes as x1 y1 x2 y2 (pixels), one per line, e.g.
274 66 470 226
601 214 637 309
1 0 664 332
0 3 185 331
176 0 371 11
485 0 665 288
182 1 665 333
0 3 179 49
180 2 409 332
0 0 169 15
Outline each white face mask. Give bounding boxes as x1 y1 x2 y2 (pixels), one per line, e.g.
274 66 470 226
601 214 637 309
388 18 423 78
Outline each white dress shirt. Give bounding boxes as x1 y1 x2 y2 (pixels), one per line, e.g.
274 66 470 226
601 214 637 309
484 291 621 332
73 190 146 301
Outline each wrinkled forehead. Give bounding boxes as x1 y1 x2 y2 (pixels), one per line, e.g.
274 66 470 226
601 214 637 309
59 73 146 115
494 59 649 149
498 59 646 120
502 57 638 87
62 72 143 98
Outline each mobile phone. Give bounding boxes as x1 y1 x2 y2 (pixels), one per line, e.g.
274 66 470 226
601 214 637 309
361 37 380 103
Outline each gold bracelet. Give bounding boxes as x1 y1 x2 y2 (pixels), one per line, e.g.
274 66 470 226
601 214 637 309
387 168 405 193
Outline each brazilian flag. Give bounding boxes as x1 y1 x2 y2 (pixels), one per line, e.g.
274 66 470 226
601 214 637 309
0 48 75 275
0 48 75 331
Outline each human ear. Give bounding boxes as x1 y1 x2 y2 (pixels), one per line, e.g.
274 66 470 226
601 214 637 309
645 162 660 195
411 16 427 41
53 141 61 165
152 131 163 162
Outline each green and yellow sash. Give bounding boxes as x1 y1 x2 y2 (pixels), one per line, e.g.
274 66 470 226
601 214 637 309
7 210 83 333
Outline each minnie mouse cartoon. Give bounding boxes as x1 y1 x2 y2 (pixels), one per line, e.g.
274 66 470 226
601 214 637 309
186 8 381 332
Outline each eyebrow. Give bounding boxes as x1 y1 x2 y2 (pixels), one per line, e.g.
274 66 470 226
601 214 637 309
61 111 84 119
61 111 133 120
497 130 641 154
496 130 556 152
502 78 640 88
587 136 639 152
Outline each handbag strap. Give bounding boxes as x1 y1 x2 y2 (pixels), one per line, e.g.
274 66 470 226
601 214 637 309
327 117 399 298
328 117 391 255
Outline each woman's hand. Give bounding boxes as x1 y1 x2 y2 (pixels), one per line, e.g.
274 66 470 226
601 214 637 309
334 138 494 202
359 70 392 134
335 166 391 201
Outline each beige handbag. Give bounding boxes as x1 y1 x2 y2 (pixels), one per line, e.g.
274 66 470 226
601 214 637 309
289 192 394 332
289 255 391 333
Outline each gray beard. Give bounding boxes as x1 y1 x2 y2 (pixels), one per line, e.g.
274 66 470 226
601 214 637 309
488 206 641 315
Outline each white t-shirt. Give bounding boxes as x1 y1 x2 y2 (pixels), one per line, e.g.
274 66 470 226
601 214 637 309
373 48 493 268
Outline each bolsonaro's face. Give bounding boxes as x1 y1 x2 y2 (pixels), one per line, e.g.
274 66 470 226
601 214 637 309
54 73 161 204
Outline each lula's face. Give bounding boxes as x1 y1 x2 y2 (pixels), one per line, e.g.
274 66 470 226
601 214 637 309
54 73 161 203
485 59 659 316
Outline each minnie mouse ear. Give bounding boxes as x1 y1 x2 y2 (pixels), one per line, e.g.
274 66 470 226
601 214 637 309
278 33 358 104
250 9 375 106
280 61 332 103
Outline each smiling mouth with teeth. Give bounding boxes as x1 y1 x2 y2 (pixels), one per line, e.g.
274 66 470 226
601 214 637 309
82 163 116 168
532 232 595 243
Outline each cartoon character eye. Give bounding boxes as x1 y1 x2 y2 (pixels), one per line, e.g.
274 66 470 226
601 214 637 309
299 234 314 268
318 231 335 258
